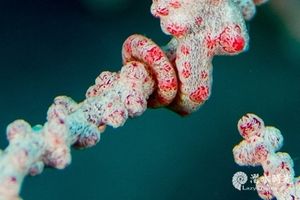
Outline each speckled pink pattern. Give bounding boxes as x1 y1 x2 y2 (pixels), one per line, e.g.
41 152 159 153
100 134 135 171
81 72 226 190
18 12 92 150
0 1 269 199
234 114 300 200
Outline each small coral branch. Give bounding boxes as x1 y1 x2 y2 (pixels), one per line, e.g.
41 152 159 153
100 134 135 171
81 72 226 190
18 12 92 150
0 0 268 199
233 114 300 200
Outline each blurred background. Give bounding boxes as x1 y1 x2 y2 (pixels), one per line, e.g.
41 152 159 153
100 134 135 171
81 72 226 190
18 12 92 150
0 0 299 199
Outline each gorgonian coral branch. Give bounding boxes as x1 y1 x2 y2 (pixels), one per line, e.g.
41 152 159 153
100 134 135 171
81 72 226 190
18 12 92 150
0 1 268 199
233 114 300 200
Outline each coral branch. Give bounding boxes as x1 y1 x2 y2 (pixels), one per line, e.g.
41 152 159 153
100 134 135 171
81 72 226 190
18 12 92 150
0 0 269 199
233 114 300 200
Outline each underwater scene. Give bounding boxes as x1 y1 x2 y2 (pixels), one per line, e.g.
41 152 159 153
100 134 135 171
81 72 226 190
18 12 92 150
0 0 300 199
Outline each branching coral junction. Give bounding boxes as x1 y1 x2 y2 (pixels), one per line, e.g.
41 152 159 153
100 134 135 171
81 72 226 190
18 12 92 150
0 0 268 199
233 114 300 200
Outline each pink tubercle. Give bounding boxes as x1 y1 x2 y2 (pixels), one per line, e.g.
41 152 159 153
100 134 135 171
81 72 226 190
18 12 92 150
218 25 246 53
189 85 210 103
166 23 188 38
169 0 181 8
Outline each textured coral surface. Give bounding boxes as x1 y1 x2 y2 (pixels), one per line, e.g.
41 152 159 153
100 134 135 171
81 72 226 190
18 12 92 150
0 0 270 199
234 114 300 200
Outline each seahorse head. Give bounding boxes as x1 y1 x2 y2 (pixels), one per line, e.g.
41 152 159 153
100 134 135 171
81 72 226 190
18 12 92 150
151 0 203 38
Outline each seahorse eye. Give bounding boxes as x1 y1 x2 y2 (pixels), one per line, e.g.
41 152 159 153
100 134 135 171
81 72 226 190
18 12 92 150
156 6 169 16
